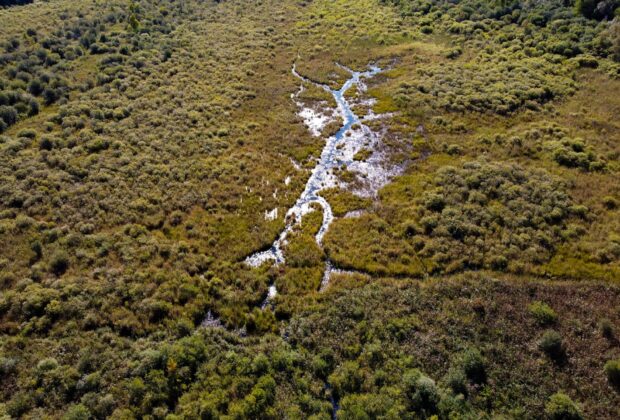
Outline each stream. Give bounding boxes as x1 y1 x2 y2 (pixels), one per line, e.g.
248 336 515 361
246 63 382 306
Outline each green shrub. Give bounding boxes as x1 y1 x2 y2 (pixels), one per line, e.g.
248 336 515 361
17 129 36 139
538 330 565 361
37 357 59 372
6 392 32 418
0 356 16 375
602 196 618 210
409 161 573 273
529 301 558 325
50 251 69 275
411 375 440 413
445 368 468 396
604 358 620 387
62 404 90 420
446 143 462 155
544 392 583 420
461 348 486 384
0 105 17 126
600 318 614 338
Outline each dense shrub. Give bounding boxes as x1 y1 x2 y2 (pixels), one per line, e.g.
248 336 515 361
576 0 618 20
415 161 572 272
396 56 574 115
384 0 613 115
544 392 583 420
604 358 620 387
62 404 90 420
50 251 69 275
511 122 607 171
0 0 617 418
460 348 487 384
529 301 558 325
0 105 17 127
539 330 565 361
600 318 614 338
445 368 468 396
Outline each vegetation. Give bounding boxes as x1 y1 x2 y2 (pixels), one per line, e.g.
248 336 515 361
545 392 583 420
605 358 620 388
0 0 618 418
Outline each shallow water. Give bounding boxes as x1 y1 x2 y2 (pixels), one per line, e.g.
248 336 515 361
246 63 382 304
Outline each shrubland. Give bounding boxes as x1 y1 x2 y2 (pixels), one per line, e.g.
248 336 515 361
0 0 619 418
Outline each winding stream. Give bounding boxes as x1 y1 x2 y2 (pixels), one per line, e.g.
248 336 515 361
246 63 381 305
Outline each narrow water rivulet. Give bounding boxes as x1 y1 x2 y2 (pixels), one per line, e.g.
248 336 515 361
246 63 382 305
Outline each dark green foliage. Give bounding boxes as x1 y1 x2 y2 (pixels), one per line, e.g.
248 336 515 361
602 196 618 209
445 368 468 396
49 251 69 276
30 240 42 262
539 330 566 361
39 136 54 150
604 358 620 387
408 374 440 414
0 105 17 127
551 138 605 171
545 392 583 420
600 318 614 338
0 0 33 6
460 348 487 384
575 0 618 20
5 392 32 417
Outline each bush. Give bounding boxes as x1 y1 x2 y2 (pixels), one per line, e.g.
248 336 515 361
39 136 54 150
600 318 614 338
62 404 90 420
17 129 36 139
412 375 440 413
544 392 583 420
37 357 59 372
604 358 620 388
0 105 17 126
529 301 558 325
6 393 32 418
461 348 486 384
602 196 618 210
446 143 462 155
50 251 69 275
0 356 16 375
538 330 565 361
445 368 468 396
